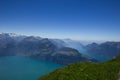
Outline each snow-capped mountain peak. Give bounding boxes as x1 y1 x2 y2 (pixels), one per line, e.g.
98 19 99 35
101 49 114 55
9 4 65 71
8 33 18 37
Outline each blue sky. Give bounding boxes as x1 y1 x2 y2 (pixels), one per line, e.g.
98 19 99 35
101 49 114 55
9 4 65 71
0 0 120 41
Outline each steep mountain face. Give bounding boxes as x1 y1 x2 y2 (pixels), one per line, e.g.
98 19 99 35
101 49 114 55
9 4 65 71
42 47 97 65
49 39 66 48
0 33 97 65
0 33 16 56
39 56 120 80
15 38 56 56
86 42 120 59
0 41 16 56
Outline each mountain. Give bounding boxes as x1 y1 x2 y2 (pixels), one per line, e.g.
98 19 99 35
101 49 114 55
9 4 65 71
86 42 120 59
0 32 26 42
38 47 97 65
39 55 120 80
0 33 97 65
16 37 97 64
49 39 66 48
63 39 84 51
60 39 109 62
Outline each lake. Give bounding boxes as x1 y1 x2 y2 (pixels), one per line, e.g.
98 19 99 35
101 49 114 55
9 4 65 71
0 56 63 80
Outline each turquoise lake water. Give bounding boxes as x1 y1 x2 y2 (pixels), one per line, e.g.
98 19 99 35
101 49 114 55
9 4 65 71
0 56 63 80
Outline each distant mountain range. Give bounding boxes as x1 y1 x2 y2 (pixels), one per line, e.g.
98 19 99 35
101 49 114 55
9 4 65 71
86 42 120 59
0 32 120 64
0 33 97 65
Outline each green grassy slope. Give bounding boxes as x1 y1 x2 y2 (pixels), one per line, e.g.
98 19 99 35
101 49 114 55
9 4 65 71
39 56 120 80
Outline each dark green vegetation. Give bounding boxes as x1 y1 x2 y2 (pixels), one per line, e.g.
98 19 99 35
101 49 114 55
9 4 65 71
39 56 120 80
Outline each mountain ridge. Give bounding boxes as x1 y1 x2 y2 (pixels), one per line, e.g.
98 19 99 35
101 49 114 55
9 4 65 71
86 42 120 59
1 32 120 64
0 32 97 65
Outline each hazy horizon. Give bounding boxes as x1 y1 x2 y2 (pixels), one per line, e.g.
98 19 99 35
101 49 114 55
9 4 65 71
1 32 120 44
